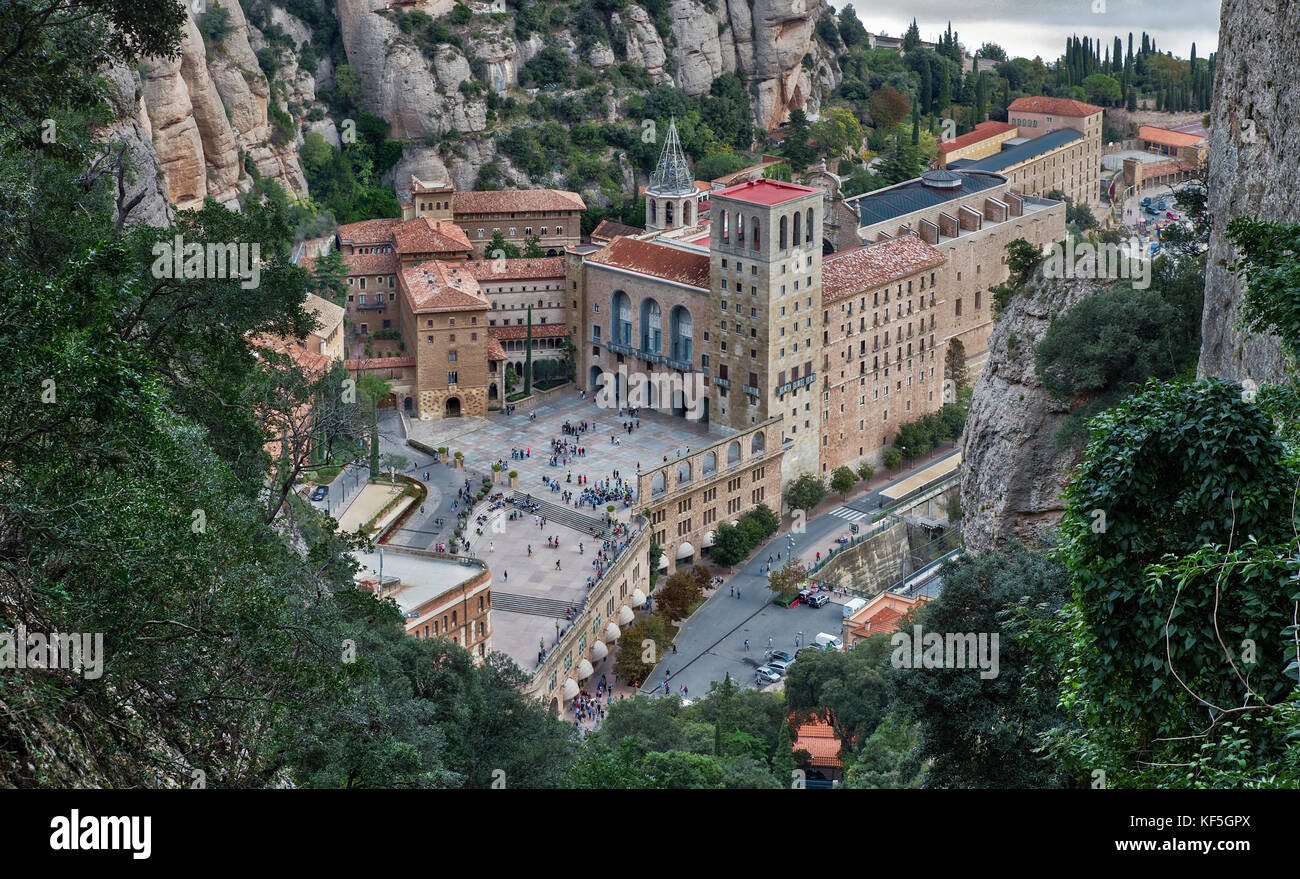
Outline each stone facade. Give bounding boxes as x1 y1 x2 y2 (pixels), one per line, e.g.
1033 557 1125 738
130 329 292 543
639 421 784 572
1005 97 1104 206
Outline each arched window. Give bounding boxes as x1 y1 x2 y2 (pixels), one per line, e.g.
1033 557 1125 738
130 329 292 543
640 298 662 353
665 200 674 226
649 200 657 225
670 305 692 363
727 441 742 466
721 210 729 242
684 200 693 225
752 432 766 455
651 473 666 496
737 214 745 246
677 461 691 485
805 207 814 243
793 210 801 246
612 290 632 345
702 451 717 475
751 217 760 250
779 215 788 250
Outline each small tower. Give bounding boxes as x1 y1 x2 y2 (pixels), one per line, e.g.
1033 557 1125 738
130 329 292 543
645 118 697 231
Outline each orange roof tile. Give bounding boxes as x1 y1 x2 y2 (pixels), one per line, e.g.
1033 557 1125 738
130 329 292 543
1138 125 1207 149
336 217 402 246
489 323 569 340
463 257 565 282
822 236 946 302
1008 96 1103 117
938 121 1018 154
344 251 399 276
453 189 586 215
792 719 842 767
252 334 332 377
485 336 507 360
587 237 710 289
591 219 645 241
402 261 489 313
392 217 473 256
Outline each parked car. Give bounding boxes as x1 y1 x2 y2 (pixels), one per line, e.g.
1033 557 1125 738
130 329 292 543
1140 196 1151 206
1166 211 1180 220
1143 205 1160 216
806 593 829 608
310 485 328 502
766 650 795 664
1156 201 1167 211
815 632 844 651
755 666 783 684
766 658 792 674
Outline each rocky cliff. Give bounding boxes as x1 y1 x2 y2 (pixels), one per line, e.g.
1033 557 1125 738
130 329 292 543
1197 0 1299 383
959 276 1094 553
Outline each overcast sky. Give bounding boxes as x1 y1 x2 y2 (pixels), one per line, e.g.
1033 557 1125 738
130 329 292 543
834 0 1221 63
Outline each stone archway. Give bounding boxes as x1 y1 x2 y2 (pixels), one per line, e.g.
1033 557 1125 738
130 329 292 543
403 396 413 412
445 397 462 418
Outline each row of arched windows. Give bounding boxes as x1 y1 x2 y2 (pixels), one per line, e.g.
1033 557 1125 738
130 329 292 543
718 207 815 252
611 291 692 360
649 433 768 495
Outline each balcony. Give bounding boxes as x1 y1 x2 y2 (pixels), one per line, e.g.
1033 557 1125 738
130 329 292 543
775 372 817 396
356 299 387 311
742 385 760 396
713 377 731 389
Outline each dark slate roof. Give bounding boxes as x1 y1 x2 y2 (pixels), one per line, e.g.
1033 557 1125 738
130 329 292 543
847 170 1006 228
961 128 1085 173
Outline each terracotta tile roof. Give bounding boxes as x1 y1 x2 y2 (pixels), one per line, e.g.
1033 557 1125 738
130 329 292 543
485 336 507 360
712 178 819 206
938 121 1018 154
587 237 710 289
392 217 473 256
304 293 345 337
463 257 565 282
1008 96 1103 117
336 217 402 246
453 189 586 214
344 355 416 370
488 323 569 340
591 219 645 241
343 251 399 276
822 236 947 302
402 261 489 313
252 334 332 377
792 719 842 768
1138 125 1207 149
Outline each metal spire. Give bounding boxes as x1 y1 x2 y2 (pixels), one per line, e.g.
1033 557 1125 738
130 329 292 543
648 117 696 196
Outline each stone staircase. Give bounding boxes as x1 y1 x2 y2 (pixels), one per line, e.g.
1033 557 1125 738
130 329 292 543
510 491 608 537
490 592 580 618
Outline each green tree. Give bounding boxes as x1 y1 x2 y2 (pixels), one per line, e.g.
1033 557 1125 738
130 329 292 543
830 465 857 499
785 473 828 513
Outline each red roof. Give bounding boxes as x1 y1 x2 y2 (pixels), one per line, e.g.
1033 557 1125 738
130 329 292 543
1138 125 1206 149
336 218 401 246
453 189 586 215
938 121 1018 155
822 236 947 302
401 261 489 313
1008 96 1103 117
591 219 645 241
344 251 399 276
712 178 819 206
485 336 507 360
463 257 565 282
392 217 473 256
587 237 710 289
489 323 569 340
792 718 842 768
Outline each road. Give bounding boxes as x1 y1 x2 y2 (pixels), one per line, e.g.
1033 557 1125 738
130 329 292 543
644 448 959 698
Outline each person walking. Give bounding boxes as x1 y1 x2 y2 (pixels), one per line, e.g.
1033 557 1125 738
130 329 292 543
744 639 749 651
556 560 562 570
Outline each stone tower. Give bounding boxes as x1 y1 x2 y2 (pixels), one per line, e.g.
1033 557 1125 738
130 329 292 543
644 118 698 231
706 178 825 486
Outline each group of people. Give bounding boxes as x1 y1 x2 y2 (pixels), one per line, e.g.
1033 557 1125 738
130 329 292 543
570 676 618 731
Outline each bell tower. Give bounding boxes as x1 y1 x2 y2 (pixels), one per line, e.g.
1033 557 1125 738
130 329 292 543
644 118 698 231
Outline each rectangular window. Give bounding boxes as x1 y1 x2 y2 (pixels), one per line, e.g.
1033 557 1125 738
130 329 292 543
448 371 458 384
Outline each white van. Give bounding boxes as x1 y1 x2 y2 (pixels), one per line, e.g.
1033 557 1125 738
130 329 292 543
841 597 866 619
815 632 844 652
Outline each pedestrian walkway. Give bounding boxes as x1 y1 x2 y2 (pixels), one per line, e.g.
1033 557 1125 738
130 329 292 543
827 506 870 521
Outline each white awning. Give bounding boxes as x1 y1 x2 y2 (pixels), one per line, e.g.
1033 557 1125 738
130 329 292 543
656 552 669 570
730 519 739 526
630 588 647 606
676 542 694 559
591 640 608 661
618 605 635 625
562 678 579 700
701 530 716 548
604 622 621 641
576 658 594 680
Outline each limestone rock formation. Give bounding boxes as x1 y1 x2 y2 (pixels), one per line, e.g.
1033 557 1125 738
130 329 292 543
1197 0 1300 383
100 63 174 229
959 276 1094 553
